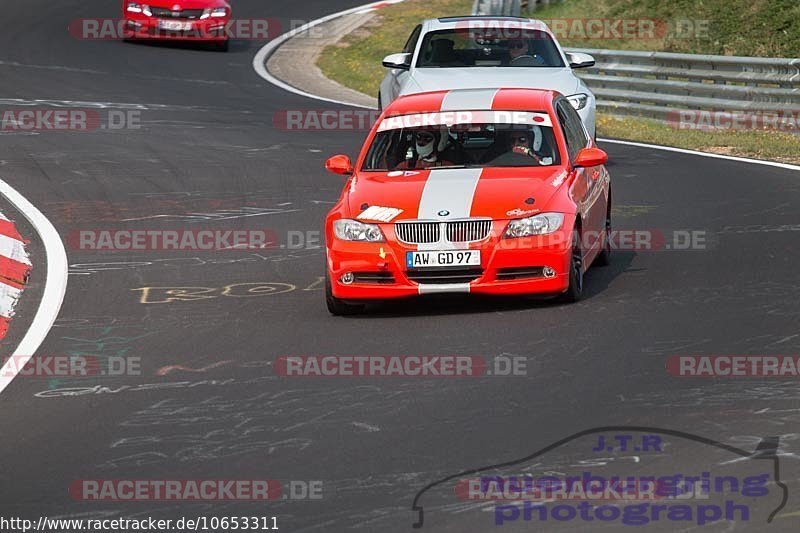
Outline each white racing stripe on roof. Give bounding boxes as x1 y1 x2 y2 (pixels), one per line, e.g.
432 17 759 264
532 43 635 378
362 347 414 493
440 89 500 111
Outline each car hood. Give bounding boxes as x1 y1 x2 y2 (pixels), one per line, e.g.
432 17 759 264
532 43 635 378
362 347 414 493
403 67 581 98
346 167 569 222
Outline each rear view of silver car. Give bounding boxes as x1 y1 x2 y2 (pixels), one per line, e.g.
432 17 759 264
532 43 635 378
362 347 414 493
379 16 596 137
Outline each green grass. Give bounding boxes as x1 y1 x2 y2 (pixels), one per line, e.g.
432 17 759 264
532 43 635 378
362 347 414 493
598 115 800 164
317 0 800 164
532 0 800 56
318 0 473 98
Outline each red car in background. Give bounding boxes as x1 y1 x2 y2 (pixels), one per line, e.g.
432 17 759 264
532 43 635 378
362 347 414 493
123 1 231 51
323 88 612 315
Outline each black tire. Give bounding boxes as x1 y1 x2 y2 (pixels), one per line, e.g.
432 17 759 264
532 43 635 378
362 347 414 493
214 40 229 52
325 273 365 316
593 199 612 267
559 229 584 303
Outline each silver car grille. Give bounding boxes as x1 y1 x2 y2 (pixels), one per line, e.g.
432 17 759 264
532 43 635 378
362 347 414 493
395 221 440 244
446 219 493 243
395 219 492 244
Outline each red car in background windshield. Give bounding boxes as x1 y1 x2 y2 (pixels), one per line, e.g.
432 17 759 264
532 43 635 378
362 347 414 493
123 1 231 51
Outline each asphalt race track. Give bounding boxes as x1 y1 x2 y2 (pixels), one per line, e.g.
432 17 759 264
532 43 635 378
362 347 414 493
0 1 799 531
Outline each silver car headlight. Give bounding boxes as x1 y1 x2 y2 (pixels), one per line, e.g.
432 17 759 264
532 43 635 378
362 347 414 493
504 213 564 238
567 93 589 111
127 2 143 13
334 219 385 242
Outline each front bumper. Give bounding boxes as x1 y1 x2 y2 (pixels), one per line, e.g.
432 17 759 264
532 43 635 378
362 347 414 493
327 220 574 301
123 16 229 41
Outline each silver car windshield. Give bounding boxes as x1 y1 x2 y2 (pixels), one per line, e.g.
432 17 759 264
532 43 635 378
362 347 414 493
417 28 565 68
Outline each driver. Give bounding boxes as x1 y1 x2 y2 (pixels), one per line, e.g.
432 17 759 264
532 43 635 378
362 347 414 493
506 39 539 66
397 130 455 169
510 131 542 163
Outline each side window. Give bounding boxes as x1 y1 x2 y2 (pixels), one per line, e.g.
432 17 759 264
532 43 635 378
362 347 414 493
403 25 422 55
556 100 588 162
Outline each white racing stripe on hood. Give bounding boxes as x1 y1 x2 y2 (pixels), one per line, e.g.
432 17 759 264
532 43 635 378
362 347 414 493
417 168 483 251
440 88 499 111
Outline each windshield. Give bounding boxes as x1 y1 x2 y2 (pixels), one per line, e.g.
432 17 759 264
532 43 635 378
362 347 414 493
416 27 565 68
362 111 561 171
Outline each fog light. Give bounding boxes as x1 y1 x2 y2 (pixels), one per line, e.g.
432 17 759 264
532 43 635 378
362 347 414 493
340 272 355 285
543 266 556 278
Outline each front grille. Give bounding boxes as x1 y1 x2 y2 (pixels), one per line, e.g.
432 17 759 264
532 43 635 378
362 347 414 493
406 268 483 284
395 219 492 244
395 222 440 244
496 267 545 281
446 219 492 243
352 272 395 284
150 8 205 19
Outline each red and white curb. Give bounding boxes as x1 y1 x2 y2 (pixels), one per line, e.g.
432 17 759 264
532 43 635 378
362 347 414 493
0 176 68 396
0 213 31 339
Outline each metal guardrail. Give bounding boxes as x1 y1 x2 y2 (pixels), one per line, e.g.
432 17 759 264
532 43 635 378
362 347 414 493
472 0 565 16
565 48 800 123
472 0 521 17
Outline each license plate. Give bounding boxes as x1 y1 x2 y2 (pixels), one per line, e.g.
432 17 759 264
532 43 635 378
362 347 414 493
158 20 193 31
406 250 481 268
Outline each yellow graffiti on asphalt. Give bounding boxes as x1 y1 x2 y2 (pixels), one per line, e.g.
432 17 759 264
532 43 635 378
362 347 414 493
132 279 325 303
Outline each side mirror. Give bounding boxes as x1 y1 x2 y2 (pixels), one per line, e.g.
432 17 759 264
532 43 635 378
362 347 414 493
325 154 353 175
574 147 608 168
567 52 595 69
382 52 412 70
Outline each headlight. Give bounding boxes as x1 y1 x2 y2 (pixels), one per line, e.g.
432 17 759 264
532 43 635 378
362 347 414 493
127 2 143 13
202 7 229 19
504 213 564 238
567 93 589 111
333 219 385 242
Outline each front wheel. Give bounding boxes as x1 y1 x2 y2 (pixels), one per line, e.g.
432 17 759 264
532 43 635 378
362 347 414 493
326 272 364 315
559 230 584 303
593 202 612 267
